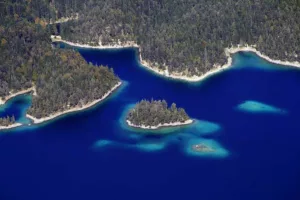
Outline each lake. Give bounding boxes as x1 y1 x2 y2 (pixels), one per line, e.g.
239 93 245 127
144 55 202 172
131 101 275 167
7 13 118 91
0 46 300 200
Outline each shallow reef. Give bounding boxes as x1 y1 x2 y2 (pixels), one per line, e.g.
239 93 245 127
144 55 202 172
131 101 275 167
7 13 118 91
189 119 221 136
233 52 292 71
183 137 229 158
93 139 167 152
93 139 116 148
236 100 287 114
134 141 167 152
94 107 229 158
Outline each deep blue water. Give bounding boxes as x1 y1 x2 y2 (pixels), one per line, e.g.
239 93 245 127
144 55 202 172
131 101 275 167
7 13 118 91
1 47 300 200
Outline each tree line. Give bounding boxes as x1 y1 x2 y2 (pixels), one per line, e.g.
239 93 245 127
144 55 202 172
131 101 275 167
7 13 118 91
0 116 16 127
51 0 300 77
127 99 190 127
0 0 120 119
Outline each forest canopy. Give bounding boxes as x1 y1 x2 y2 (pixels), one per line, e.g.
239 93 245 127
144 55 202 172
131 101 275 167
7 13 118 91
0 0 120 119
51 0 300 77
127 99 191 127
1 0 300 118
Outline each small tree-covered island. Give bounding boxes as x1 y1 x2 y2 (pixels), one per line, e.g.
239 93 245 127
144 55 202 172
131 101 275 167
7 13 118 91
126 100 193 130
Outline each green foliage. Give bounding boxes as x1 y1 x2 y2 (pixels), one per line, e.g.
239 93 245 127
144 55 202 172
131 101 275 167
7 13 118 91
127 99 190 127
0 115 16 127
57 0 300 76
0 1 120 119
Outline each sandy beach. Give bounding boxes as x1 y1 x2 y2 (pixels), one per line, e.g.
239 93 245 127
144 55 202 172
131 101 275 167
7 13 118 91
26 82 122 124
0 87 36 106
0 123 22 131
126 119 193 130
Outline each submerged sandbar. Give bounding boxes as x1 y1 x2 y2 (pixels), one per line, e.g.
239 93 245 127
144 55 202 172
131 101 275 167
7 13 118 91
184 138 229 158
237 100 287 114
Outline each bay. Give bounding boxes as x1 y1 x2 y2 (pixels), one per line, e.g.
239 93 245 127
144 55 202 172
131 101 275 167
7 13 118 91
0 47 300 200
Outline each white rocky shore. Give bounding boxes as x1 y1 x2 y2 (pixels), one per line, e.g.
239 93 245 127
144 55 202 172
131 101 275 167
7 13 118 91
0 123 23 131
140 44 300 82
26 82 121 124
51 36 300 82
51 35 138 49
126 119 193 130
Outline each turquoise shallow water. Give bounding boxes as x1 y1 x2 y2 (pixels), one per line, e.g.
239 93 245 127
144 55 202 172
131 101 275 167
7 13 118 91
0 49 300 200
0 94 32 125
237 100 287 114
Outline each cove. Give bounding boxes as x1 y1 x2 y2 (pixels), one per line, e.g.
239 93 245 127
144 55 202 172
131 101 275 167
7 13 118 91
1 46 300 200
0 94 32 125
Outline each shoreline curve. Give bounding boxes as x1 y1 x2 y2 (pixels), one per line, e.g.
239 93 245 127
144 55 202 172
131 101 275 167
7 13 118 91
1 82 121 130
52 36 300 82
126 119 193 130
26 81 122 125
0 87 36 106
0 123 23 131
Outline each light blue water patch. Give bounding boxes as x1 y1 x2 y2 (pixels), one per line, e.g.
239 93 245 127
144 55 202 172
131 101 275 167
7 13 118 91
184 137 229 158
236 100 287 114
92 138 166 152
94 140 115 148
0 94 32 126
188 119 221 136
119 104 220 138
134 141 166 152
233 52 295 71
92 140 125 151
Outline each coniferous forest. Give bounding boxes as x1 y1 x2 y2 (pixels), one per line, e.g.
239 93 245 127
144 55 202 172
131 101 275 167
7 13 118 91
1 0 300 119
0 115 16 127
0 1 120 119
54 0 300 76
127 100 190 127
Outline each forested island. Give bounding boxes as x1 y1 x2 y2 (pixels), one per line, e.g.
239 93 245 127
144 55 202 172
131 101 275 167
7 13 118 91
126 100 192 129
44 0 300 79
0 1 121 125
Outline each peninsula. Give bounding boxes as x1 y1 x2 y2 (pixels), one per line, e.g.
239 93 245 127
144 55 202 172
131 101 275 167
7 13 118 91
0 1 121 127
126 100 192 130
0 116 22 131
56 0 300 81
26 82 121 124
